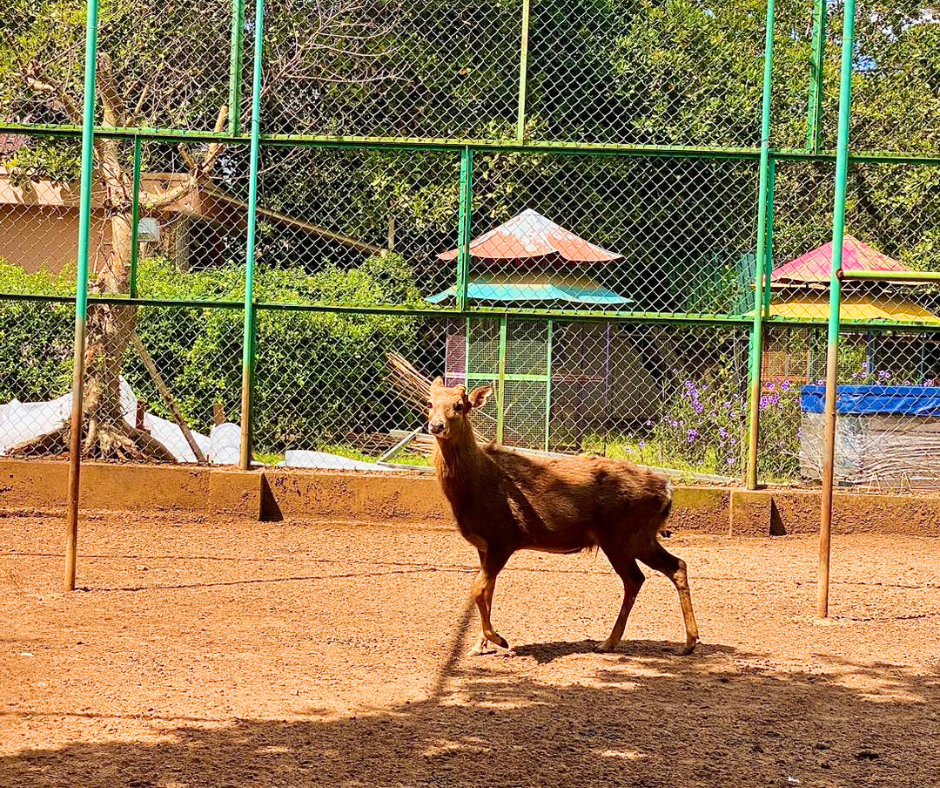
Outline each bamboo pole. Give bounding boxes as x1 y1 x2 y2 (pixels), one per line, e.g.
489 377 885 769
516 0 531 143
131 334 207 463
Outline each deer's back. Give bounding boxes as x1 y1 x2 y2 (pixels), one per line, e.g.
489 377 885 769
482 447 672 548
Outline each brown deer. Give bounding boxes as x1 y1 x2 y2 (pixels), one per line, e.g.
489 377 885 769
428 377 699 656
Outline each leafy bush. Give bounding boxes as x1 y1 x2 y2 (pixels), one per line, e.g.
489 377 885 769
0 255 422 457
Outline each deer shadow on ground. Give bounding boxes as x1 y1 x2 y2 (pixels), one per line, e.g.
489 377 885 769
3 632 938 788
511 638 737 664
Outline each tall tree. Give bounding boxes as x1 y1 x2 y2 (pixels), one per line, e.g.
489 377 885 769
0 0 405 459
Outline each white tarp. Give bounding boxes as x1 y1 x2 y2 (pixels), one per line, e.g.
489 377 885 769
279 450 388 471
0 377 238 464
209 423 241 466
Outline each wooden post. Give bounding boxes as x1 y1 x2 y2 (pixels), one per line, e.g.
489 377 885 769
131 334 208 464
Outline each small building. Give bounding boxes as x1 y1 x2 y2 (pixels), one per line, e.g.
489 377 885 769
428 210 663 450
759 235 940 384
0 134 378 279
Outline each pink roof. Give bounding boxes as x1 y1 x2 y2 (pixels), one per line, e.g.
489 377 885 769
438 209 622 265
771 235 909 284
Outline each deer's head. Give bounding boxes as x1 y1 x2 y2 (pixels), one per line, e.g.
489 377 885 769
428 377 492 440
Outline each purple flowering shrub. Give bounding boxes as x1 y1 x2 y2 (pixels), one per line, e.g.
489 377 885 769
649 363 745 473
755 378 802 480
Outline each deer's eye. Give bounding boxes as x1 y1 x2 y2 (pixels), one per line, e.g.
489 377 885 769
454 402 463 413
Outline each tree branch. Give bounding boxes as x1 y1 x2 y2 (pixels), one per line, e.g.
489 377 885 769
141 104 229 211
23 69 82 125
96 52 125 128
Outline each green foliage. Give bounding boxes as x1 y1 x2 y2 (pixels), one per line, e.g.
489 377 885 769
649 361 746 473
0 255 421 457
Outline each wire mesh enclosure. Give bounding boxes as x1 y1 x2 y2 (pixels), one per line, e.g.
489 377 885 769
0 0 938 496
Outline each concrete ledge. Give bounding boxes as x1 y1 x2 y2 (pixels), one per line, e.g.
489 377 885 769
4 459 940 537
730 488 940 537
669 487 730 535
0 459 210 512
209 469 263 519
260 469 450 528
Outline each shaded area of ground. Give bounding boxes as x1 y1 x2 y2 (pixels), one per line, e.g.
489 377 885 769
1 512 939 787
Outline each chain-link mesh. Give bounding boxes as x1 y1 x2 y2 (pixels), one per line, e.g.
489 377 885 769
769 161 940 324
0 302 243 463
132 140 251 300
850 1 940 155
464 154 759 316
255 145 458 305
0 135 82 295
0 299 74 457
253 313 747 478
0 0 938 496
261 0 522 140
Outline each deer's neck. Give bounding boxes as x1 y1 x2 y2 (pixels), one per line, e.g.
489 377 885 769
432 423 485 503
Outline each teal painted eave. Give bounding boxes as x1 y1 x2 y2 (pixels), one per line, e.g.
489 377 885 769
427 281 633 306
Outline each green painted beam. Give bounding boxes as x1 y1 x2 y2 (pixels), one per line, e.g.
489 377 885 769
228 0 246 136
818 0 858 620
544 319 553 452
763 158 775 318
806 0 827 152
841 269 940 283
456 148 473 310
496 315 508 443
3 120 940 165
745 0 776 490
129 135 142 299
239 0 265 471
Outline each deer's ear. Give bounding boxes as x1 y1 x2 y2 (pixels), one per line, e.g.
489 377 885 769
468 385 493 410
430 376 444 391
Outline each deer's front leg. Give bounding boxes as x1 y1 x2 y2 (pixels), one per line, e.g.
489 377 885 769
468 548 510 654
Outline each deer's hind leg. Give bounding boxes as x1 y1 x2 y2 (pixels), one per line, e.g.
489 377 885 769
595 543 645 653
468 547 511 654
638 541 699 655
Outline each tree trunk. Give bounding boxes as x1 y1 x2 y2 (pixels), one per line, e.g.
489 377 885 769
12 142 176 461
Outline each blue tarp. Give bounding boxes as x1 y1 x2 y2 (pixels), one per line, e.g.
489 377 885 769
801 385 940 416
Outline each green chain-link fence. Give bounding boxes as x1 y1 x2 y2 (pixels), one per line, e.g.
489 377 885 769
0 0 938 492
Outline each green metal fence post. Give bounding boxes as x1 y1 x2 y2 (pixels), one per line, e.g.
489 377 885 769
806 0 827 153
818 0 857 619
763 157 775 318
544 319 553 451
745 0 776 490
129 135 142 298
228 0 246 136
239 0 264 470
456 147 473 310
516 0 531 143
64 0 100 592
496 314 508 443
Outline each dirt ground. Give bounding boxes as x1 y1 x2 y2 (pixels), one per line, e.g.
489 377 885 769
1 511 939 788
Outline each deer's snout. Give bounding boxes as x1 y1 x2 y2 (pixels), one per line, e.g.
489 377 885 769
429 420 446 436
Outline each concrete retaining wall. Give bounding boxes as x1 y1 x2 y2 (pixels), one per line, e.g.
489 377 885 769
2 459 939 537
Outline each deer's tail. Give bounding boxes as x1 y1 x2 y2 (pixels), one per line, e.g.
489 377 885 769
660 479 674 519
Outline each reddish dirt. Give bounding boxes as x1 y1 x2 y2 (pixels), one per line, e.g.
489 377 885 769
1 511 939 787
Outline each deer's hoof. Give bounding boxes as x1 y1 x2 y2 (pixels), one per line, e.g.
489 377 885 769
679 638 699 656
487 634 509 649
593 640 618 654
